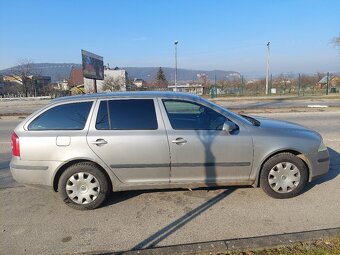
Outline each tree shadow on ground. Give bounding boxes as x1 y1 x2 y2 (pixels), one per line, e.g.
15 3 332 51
127 126 231 250
128 188 235 251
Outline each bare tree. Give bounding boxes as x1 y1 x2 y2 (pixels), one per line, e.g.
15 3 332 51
102 76 123 92
332 36 340 51
316 72 326 81
198 73 211 90
216 77 241 95
298 74 319 95
274 74 293 94
245 78 266 96
2 82 21 97
8 59 35 97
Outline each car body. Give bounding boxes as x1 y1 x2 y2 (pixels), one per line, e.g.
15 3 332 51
10 92 330 209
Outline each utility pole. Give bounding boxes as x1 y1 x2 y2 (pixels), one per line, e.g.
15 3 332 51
298 73 301 96
174 41 178 91
241 75 244 96
265 42 270 95
270 74 272 95
326 72 329 95
211 74 217 98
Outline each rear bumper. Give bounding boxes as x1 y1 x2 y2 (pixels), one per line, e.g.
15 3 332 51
10 157 60 187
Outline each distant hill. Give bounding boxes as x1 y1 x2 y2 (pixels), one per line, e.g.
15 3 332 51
0 63 240 82
0 63 81 82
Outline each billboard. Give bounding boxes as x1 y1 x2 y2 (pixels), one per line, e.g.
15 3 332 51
81 50 104 80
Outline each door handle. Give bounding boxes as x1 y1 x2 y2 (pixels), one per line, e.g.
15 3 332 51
91 139 108 146
172 137 187 145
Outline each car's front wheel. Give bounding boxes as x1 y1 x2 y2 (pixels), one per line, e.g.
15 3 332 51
58 162 110 210
260 152 308 199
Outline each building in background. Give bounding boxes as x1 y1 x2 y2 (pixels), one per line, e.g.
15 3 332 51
84 67 129 93
0 74 51 96
0 76 4 96
54 80 69 91
132 78 146 88
68 67 84 88
31 76 51 95
317 74 340 92
168 84 204 95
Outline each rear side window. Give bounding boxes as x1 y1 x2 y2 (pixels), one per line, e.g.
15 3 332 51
95 99 158 130
28 102 93 130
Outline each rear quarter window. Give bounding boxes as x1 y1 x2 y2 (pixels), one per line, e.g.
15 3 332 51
28 101 93 130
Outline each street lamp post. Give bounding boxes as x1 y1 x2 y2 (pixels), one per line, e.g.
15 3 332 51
174 41 178 91
265 42 270 95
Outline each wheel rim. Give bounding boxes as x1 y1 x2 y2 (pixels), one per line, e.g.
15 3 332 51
268 162 301 193
66 172 100 204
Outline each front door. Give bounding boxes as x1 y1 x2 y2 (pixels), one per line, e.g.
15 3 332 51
160 99 253 184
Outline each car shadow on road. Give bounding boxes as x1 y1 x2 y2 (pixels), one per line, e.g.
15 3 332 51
0 156 21 189
102 190 144 206
303 147 340 193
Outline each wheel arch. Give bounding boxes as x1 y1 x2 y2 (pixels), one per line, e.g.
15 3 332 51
52 159 113 192
254 149 310 187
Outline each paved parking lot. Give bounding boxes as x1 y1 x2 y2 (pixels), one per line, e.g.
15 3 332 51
0 111 339 254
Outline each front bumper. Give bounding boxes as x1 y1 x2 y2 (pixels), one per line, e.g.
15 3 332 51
304 149 330 182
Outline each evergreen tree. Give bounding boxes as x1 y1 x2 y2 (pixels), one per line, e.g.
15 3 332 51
155 67 168 86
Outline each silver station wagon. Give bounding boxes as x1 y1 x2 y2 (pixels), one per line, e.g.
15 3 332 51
10 92 330 209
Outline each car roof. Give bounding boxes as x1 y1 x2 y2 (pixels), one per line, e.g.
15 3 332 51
51 91 202 103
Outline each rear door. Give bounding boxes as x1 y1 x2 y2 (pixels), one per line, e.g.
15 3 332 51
87 98 171 184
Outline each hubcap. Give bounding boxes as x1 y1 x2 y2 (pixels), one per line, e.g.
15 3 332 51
268 162 301 193
66 172 100 204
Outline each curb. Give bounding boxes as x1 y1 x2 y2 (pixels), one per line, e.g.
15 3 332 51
116 227 340 255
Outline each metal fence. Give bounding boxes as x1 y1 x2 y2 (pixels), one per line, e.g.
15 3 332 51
128 72 339 98
209 72 339 98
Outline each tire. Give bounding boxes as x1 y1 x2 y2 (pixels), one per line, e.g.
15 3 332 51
260 152 308 199
58 162 110 210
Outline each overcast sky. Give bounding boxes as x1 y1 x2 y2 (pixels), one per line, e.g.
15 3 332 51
0 0 339 76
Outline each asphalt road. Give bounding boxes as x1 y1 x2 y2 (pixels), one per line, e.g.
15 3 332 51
216 98 340 110
1 97 340 115
0 99 49 115
0 112 339 255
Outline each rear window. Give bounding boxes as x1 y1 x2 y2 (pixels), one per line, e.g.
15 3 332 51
95 99 158 130
28 101 93 130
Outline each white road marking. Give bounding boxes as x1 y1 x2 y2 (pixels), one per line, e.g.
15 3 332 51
307 104 328 108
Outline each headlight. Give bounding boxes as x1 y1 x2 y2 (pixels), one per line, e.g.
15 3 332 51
318 139 327 152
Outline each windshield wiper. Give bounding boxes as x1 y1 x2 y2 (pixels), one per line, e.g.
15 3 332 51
240 114 261 126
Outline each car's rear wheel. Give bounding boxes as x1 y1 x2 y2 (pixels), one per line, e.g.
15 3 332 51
58 162 109 210
260 152 308 198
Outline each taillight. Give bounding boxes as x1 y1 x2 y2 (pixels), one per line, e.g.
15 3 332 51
11 132 20 157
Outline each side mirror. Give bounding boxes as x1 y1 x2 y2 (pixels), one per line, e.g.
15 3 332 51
222 120 237 132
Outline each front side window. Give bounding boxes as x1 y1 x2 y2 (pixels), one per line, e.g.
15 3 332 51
95 99 158 130
28 101 93 130
163 100 226 130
